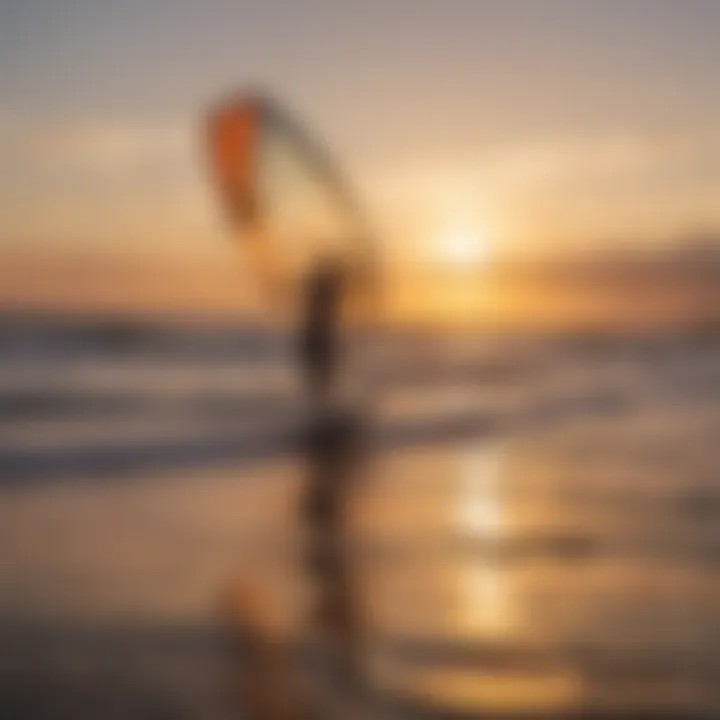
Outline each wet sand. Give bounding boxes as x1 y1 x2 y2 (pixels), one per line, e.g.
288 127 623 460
0 319 718 717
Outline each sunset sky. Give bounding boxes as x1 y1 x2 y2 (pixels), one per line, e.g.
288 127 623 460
2 0 720 274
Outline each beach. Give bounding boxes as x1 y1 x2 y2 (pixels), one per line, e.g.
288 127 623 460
0 313 718 718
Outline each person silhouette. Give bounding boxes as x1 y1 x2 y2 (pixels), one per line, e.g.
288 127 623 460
299 258 367 692
300 259 343 397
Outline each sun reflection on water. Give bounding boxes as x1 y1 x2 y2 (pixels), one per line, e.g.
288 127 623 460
454 444 516 638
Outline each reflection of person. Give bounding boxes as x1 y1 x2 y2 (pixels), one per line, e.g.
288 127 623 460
300 259 366 686
226 259 365 719
222 584 301 720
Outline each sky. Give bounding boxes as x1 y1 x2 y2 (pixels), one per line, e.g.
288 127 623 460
1 0 720 269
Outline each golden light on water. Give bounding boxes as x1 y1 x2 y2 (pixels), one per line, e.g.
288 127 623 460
455 446 514 638
456 446 504 536
374 443 583 713
406 668 580 714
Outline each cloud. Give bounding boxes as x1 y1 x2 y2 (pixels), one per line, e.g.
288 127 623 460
0 117 192 177
2 118 719 257
354 128 720 258
45 120 189 173
0 116 216 251
367 132 662 200
482 134 656 190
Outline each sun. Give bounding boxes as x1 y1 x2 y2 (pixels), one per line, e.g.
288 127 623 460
436 224 491 268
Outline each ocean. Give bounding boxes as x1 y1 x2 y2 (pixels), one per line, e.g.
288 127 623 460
0 312 718 718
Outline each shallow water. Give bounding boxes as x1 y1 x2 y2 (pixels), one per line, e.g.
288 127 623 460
0 316 718 717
